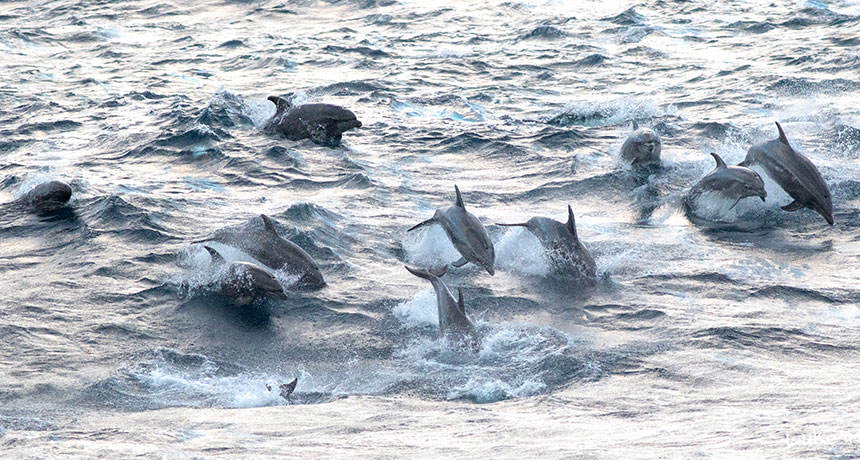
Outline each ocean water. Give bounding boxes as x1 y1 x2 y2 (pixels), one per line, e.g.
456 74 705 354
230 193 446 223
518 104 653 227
1 0 860 458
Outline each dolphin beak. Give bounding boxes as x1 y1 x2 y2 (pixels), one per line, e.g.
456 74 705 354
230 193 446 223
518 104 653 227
486 265 495 276
355 120 362 128
273 290 288 300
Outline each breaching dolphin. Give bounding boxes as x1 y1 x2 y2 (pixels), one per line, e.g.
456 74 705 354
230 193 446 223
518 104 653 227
404 265 480 350
620 121 662 166
739 121 833 225
204 245 288 306
685 152 767 209
267 377 298 403
408 185 495 276
196 214 324 290
265 95 362 147
497 205 597 284
16 180 72 211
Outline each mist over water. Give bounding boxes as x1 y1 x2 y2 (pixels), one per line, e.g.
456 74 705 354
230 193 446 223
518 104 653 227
1 0 860 457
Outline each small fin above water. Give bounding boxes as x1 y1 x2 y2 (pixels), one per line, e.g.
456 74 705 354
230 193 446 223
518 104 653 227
710 152 727 169
454 184 465 208
775 121 789 146
203 245 226 264
566 204 578 238
260 214 278 234
407 217 436 232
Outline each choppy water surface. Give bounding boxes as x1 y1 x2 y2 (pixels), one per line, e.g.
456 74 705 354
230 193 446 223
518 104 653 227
2 0 860 457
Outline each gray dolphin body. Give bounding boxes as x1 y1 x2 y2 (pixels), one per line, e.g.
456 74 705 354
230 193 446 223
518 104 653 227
265 95 362 147
204 246 288 306
404 265 480 349
16 181 72 211
685 153 767 209
408 185 495 276
497 205 597 284
739 122 833 225
196 215 324 290
620 121 662 166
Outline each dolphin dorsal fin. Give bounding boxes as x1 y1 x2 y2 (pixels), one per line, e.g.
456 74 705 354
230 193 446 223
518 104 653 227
204 245 226 264
775 121 789 146
566 205 578 238
457 288 466 314
710 152 727 169
631 120 639 130
260 214 278 234
267 95 292 114
454 185 465 209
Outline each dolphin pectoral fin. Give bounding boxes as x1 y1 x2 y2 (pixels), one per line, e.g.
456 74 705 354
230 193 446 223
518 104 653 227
451 257 469 268
728 197 743 210
407 218 437 232
781 200 804 212
430 265 448 278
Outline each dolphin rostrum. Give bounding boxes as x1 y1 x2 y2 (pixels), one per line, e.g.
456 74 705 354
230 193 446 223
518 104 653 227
739 122 833 225
407 185 495 276
685 152 767 210
497 205 597 284
265 95 362 147
204 245 288 306
404 265 480 349
620 120 662 166
15 180 72 212
196 214 324 290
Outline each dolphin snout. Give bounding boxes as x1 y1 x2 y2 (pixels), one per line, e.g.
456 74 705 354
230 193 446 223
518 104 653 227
272 290 288 300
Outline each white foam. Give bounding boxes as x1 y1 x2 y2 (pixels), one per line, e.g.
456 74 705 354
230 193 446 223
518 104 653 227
393 288 439 328
494 227 551 276
403 224 461 267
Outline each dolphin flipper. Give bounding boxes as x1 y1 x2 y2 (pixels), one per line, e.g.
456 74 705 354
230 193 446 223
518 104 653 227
451 257 469 268
782 200 804 212
408 218 437 232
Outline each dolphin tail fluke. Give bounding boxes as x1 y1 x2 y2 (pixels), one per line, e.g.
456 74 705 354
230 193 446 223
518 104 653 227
203 245 226 264
775 121 789 145
454 185 465 208
710 152 727 169
407 217 437 232
566 205 578 238
405 264 447 280
781 200 804 212
451 257 469 268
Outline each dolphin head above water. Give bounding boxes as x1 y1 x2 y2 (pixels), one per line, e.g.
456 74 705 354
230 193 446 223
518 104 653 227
620 121 662 166
204 245 288 305
21 180 72 211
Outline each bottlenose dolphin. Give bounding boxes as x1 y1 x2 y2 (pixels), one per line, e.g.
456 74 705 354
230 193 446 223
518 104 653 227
267 378 298 403
408 185 495 276
15 180 72 211
265 95 362 147
404 265 480 349
204 245 288 306
497 205 597 284
739 122 833 225
196 214 324 290
685 153 767 209
620 121 662 166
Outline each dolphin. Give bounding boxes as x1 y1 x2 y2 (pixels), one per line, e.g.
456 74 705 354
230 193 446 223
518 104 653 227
196 214 324 290
204 245 288 306
620 120 662 166
407 185 495 276
404 265 480 350
685 152 767 209
265 95 362 147
15 180 72 211
739 122 833 225
267 377 298 403
497 205 597 284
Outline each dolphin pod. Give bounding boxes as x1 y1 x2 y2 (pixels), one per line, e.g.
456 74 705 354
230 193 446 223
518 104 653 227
404 265 480 350
620 121 662 167
265 95 362 147
497 205 597 284
685 152 767 210
204 245 288 306
15 180 72 212
739 122 834 225
408 185 496 276
196 214 324 290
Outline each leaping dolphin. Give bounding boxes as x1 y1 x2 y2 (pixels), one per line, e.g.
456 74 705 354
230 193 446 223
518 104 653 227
739 122 833 225
15 180 72 212
204 246 288 306
685 152 767 209
620 120 662 167
408 185 495 276
497 205 597 284
404 265 480 350
265 95 362 147
196 214 324 290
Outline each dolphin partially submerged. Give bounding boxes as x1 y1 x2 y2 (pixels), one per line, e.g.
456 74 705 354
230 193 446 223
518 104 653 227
408 185 495 275
15 180 72 212
196 214 324 290
685 152 767 210
497 205 597 284
204 245 287 306
740 122 833 225
404 265 480 349
620 121 662 167
265 95 362 147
